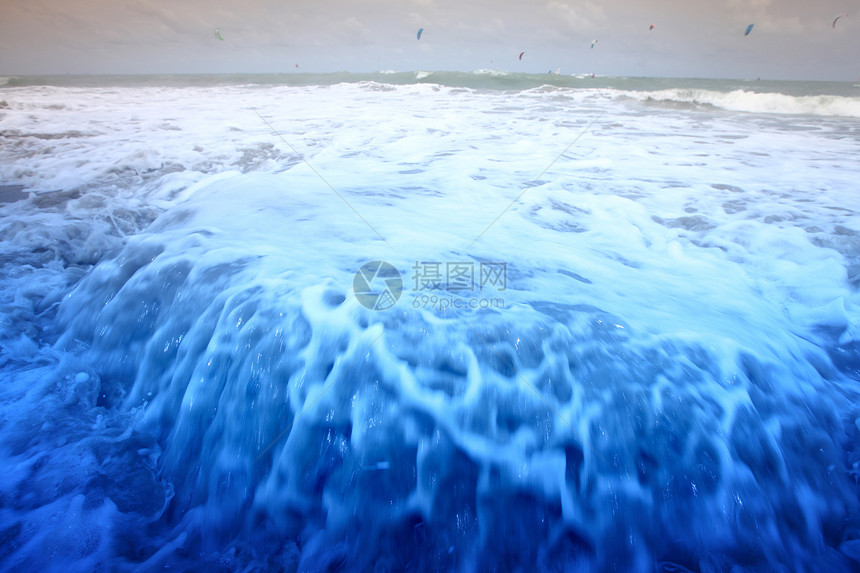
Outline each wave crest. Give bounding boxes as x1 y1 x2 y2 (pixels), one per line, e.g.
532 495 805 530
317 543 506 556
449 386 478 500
628 88 860 117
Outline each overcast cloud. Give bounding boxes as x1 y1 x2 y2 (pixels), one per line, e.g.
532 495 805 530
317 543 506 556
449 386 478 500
0 0 857 80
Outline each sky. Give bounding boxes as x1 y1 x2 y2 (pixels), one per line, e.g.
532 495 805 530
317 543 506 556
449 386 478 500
0 0 858 80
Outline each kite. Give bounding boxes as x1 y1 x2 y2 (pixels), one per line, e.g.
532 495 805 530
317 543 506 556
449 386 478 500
417 28 423 40
833 15 845 29
214 27 224 41
649 24 655 30
591 39 598 48
519 51 525 61
744 23 754 36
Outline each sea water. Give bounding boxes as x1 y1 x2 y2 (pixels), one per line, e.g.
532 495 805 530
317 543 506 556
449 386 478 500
1 72 859 572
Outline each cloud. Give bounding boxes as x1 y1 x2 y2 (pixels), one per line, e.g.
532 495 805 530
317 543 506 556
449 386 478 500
725 0 809 35
331 16 376 45
0 0 856 78
545 0 606 33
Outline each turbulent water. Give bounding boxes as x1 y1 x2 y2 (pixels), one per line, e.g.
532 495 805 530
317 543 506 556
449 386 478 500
1 72 860 572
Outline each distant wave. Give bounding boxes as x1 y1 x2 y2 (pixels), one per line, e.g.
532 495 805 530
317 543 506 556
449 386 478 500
2 73 858 118
625 88 860 118
471 69 511 77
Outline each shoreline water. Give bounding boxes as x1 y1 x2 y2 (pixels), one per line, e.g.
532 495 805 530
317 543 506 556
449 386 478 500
1 71 859 571
3 72 858 120
2 71 858 94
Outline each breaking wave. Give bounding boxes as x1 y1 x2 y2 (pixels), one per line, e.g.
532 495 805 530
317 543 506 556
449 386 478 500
627 87 860 118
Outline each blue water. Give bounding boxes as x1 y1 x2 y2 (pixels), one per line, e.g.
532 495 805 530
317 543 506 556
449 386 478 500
1 73 859 572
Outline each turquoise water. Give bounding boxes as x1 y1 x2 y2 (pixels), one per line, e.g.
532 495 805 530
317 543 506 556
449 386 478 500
2 71 858 96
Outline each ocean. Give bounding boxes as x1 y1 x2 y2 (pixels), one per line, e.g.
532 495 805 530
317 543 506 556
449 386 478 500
1 72 859 572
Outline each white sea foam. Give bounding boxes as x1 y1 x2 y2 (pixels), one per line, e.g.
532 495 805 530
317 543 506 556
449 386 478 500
624 87 860 117
1 78 859 571
471 69 511 77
